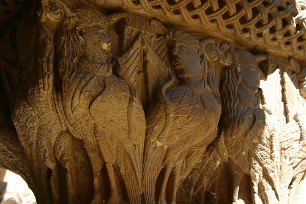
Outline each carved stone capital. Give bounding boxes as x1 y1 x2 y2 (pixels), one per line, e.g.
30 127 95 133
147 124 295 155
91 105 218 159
0 0 306 203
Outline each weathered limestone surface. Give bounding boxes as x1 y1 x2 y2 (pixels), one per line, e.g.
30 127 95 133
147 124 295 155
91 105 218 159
0 0 306 203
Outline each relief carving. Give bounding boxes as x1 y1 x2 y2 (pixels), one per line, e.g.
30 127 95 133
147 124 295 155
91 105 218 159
0 0 306 204
144 31 221 203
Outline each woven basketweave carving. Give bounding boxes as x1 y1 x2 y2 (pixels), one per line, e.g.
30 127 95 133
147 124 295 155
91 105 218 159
121 0 306 60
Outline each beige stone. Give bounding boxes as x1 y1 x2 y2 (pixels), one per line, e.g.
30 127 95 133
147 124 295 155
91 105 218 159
0 0 306 203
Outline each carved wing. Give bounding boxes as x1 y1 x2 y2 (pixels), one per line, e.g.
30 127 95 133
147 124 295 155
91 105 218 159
118 34 146 101
118 33 169 106
0 116 33 185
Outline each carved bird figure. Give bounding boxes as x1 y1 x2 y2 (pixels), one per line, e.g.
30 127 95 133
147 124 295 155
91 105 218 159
56 7 146 203
220 50 266 203
143 30 221 203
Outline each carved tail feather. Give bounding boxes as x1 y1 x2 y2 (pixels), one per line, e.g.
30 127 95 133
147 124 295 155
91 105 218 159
116 145 143 203
143 100 168 202
190 134 228 195
54 130 94 203
142 77 176 202
116 83 145 203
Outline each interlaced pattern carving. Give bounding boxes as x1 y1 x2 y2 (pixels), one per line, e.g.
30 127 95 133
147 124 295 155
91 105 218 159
122 0 306 60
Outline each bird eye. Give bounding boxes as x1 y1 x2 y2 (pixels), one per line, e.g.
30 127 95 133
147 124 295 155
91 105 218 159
76 26 84 36
102 42 111 51
75 26 85 44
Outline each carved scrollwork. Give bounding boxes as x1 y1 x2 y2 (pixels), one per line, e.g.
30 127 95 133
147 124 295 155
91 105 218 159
200 39 219 62
219 42 234 67
200 38 234 67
